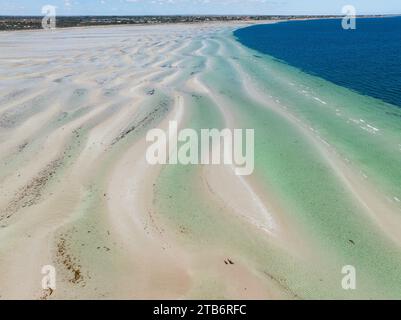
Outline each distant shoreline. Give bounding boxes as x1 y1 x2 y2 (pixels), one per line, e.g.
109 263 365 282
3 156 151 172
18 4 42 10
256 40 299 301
0 14 391 32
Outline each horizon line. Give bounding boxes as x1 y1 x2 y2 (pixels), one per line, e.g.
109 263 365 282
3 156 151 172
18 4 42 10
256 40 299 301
1 13 400 17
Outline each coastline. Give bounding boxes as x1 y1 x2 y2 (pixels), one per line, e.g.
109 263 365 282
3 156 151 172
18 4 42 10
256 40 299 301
0 14 391 33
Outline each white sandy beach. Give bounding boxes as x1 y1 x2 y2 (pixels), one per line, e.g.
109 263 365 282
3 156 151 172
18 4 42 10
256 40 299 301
0 22 290 299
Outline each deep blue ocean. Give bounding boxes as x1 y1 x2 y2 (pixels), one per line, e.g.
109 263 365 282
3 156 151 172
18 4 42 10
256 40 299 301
234 17 401 107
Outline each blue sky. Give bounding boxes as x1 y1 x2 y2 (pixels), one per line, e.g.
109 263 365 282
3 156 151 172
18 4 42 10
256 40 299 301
1 0 401 16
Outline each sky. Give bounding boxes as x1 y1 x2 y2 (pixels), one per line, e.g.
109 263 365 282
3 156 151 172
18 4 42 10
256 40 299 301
1 0 401 16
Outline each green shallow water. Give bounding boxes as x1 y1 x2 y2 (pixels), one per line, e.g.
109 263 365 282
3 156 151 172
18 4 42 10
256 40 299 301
154 29 401 299
227 34 401 202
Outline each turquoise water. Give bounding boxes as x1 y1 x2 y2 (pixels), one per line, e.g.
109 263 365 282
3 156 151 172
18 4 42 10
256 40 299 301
154 30 401 298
